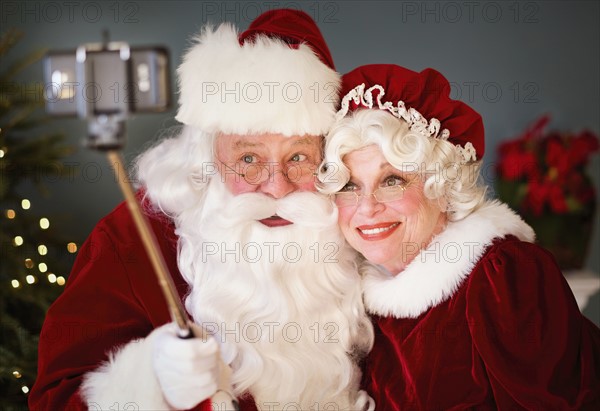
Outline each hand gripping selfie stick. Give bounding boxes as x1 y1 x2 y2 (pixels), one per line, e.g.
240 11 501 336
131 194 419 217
73 39 238 410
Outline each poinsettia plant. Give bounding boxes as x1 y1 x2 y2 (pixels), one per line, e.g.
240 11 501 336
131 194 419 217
496 115 599 217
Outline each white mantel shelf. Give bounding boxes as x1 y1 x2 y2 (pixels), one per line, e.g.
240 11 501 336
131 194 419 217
564 270 600 311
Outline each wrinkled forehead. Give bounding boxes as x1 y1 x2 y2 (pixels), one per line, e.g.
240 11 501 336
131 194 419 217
215 133 323 156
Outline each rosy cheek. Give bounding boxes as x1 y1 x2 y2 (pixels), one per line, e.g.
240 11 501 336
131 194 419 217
337 207 354 231
393 191 421 214
297 181 318 192
223 176 258 195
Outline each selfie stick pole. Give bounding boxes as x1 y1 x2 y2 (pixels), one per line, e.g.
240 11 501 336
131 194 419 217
106 151 192 336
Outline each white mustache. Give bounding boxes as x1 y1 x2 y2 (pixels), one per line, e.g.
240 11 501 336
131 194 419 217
216 191 338 229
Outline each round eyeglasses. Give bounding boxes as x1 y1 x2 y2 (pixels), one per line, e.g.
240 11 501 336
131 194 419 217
218 160 318 186
333 185 408 207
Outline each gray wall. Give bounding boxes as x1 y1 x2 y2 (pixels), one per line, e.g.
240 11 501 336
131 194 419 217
4 1 599 320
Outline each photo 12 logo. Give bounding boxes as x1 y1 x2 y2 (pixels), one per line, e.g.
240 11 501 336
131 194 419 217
1 1 140 24
399 1 540 24
199 81 339 105
201 241 340 264
450 81 540 104
199 1 340 24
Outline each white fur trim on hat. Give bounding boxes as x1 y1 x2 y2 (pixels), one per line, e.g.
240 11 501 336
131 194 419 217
362 201 535 319
176 24 341 137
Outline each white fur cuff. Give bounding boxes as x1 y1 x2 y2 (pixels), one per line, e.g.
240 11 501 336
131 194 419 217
81 333 172 410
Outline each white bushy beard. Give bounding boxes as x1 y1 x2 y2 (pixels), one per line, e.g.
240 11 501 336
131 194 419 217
174 177 373 410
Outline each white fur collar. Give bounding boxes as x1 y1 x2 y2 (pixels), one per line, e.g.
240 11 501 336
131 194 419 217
362 201 535 319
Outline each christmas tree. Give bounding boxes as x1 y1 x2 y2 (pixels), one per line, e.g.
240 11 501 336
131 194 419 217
0 29 77 410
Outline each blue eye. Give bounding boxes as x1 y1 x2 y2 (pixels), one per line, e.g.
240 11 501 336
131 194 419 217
242 154 257 163
290 153 308 162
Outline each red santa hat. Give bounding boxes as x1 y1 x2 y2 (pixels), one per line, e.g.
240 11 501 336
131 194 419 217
176 9 341 137
337 64 485 162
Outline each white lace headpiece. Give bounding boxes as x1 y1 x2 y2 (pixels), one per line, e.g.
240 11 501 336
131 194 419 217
337 83 478 163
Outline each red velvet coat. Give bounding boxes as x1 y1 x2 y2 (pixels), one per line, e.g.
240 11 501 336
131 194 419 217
362 202 600 410
28 199 258 410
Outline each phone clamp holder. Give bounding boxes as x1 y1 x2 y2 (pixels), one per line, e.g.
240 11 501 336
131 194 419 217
75 41 130 150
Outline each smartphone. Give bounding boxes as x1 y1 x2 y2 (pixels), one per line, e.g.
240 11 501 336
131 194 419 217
43 45 171 116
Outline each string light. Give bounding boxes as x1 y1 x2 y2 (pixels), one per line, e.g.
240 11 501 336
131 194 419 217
39 218 50 229
4 150 73 391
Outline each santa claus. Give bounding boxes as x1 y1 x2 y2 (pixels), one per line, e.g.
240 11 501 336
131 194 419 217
30 9 374 411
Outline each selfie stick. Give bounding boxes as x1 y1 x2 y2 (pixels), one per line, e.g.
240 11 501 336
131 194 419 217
76 39 238 409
